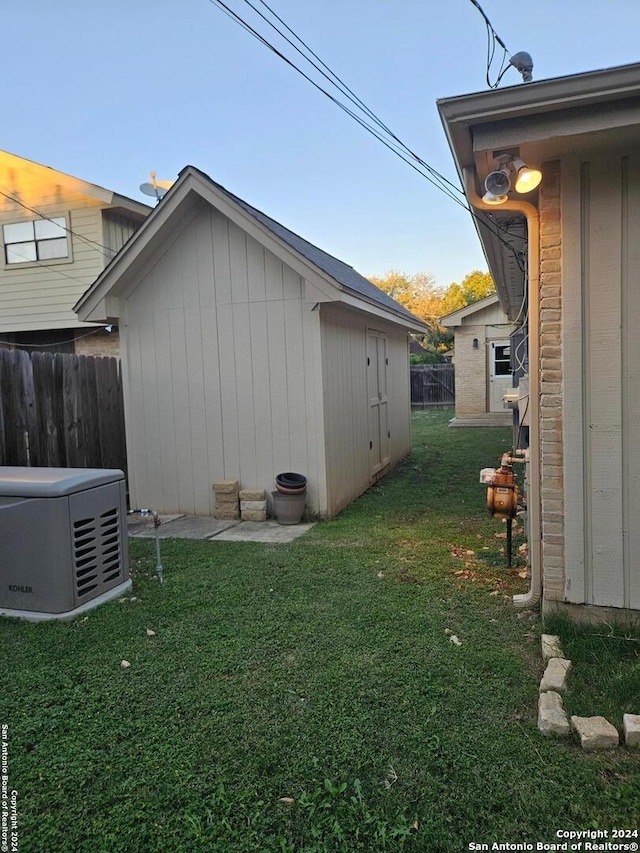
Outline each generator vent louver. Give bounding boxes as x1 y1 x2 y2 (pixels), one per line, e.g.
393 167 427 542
72 507 123 599
0 468 131 621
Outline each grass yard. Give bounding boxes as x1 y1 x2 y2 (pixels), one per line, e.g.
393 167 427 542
2 409 639 852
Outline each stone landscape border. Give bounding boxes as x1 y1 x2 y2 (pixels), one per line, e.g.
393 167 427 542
537 634 640 749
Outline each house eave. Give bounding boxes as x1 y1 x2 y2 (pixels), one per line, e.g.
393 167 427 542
439 293 500 327
438 61 640 317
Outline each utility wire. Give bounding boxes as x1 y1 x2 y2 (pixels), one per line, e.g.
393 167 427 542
0 187 119 258
206 0 525 268
468 0 511 88
1 241 98 285
0 325 113 350
208 0 465 209
248 0 465 199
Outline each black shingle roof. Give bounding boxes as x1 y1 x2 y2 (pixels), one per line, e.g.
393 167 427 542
185 167 424 327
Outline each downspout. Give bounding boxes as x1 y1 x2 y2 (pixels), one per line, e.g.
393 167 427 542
463 167 541 607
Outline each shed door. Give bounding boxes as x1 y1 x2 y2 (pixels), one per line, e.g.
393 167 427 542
367 330 390 478
489 340 512 412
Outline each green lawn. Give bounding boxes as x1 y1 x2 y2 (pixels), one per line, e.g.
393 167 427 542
2 410 639 852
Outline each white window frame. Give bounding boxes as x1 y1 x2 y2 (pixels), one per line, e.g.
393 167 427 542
2 214 73 268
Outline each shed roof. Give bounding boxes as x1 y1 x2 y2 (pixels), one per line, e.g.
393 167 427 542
75 165 428 332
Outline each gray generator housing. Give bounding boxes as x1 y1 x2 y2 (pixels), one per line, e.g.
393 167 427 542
0 467 131 621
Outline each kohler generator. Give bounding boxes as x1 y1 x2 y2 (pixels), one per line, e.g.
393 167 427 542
0 467 131 621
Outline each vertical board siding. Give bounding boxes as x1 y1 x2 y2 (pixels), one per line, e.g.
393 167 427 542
102 210 142 263
563 152 640 610
122 204 323 515
321 304 411 515
585 157 624 607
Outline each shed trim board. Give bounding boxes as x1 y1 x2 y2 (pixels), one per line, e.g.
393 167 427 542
77 169 423 518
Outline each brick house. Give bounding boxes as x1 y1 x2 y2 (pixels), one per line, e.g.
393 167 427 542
438 62 640 621
440 293 512 427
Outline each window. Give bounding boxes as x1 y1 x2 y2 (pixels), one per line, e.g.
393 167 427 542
493 344 511 376
3 217 69 264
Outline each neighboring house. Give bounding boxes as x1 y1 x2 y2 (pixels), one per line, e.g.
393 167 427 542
75 166 428 518
0 149 151 355
438 61 640 621
440 293 512 427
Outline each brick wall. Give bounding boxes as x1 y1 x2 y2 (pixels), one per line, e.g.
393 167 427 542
538 160 565 600
453 325 487 415
74 328 120 358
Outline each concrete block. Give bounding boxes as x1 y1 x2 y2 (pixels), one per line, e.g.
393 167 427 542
538 691 570 736
541 634 564 661
239 489 266 501
241 509 267 522
240 500 267 512
215 493 239 506
571 716 619 750
539 658 572 693
213 480 239 494
214 506 240 520
623 714 640 747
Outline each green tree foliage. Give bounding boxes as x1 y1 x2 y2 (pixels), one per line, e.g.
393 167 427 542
369 269 496 361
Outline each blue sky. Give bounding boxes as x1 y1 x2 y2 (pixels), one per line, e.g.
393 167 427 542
5 0 640 286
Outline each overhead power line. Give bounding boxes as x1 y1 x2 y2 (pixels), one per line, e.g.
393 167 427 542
0 187 118 259
207 0 465 208
205 0 525 270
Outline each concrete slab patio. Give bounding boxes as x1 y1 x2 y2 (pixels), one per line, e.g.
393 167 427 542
128 513 314 543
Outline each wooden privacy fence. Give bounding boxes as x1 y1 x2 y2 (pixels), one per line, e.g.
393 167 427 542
0 349 127 472
410 363 455 408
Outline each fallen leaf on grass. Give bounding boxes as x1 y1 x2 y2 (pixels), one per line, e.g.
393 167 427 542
279 797 295 805
444 628 453 635
377 571 385 578
146 629 156 636
120 660 131 668
453 569 479 581
449 545 475 558
449 635 463 646
517 569 528 579
413 820 420 830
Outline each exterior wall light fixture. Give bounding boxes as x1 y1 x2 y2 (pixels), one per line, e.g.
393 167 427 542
482 153 542 205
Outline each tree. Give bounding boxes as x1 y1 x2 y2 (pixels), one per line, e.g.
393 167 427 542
368 270 442 321
368 269 496 359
